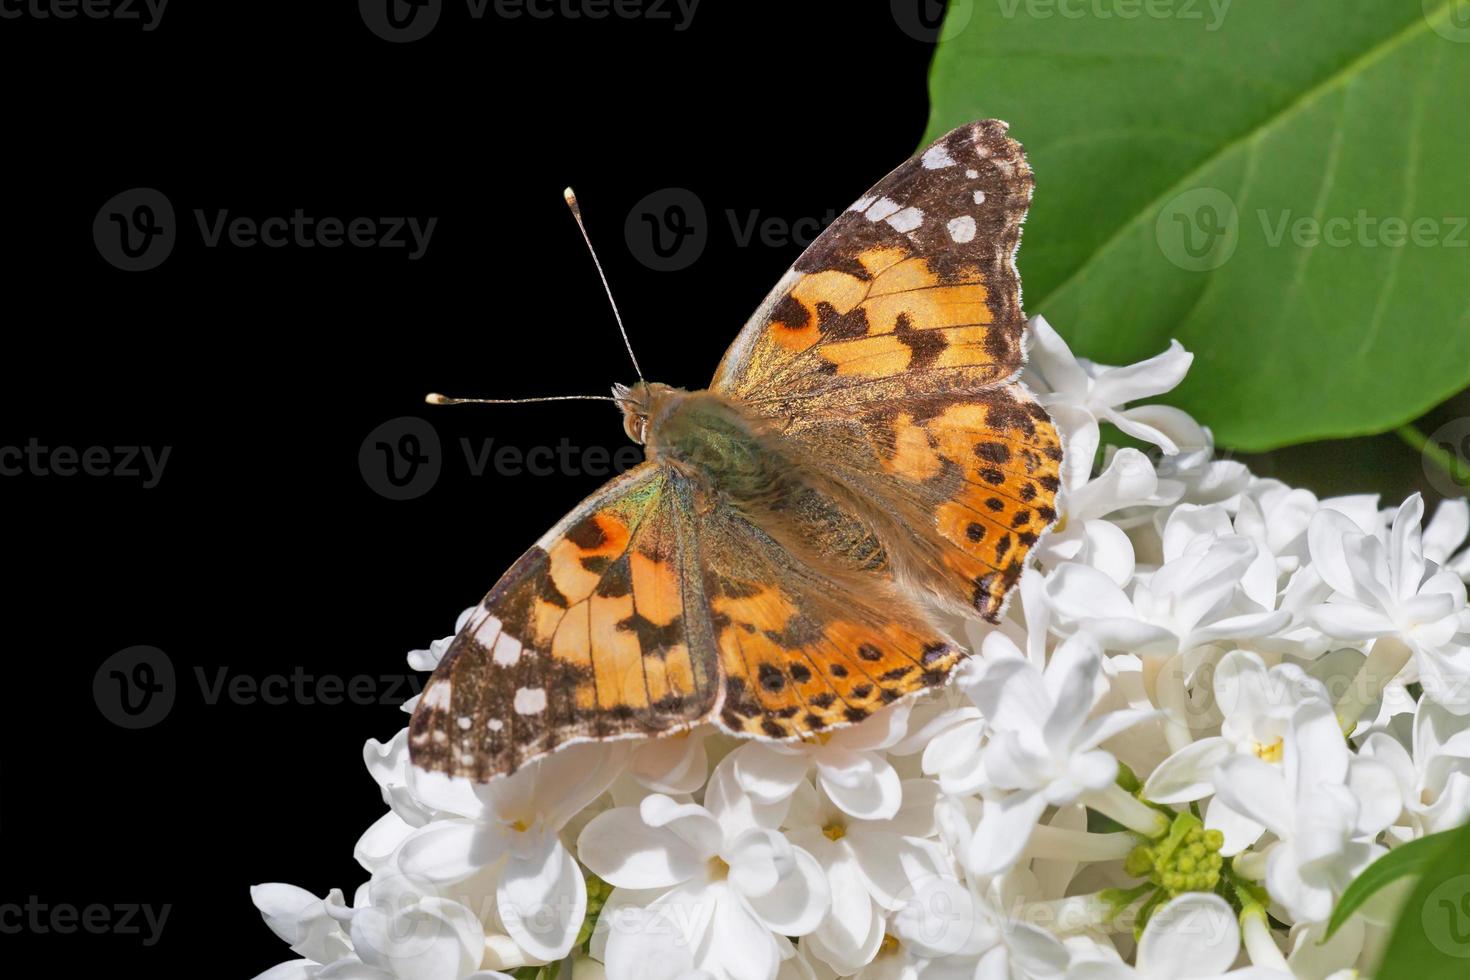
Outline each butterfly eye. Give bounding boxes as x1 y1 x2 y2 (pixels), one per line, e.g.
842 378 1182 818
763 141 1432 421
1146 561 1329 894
623 413 648 445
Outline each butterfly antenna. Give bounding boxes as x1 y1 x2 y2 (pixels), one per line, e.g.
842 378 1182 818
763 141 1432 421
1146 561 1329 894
425 393 618 406
563 186 644 382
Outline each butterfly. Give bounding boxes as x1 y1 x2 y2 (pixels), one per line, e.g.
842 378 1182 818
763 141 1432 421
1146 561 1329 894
410 120 1061 782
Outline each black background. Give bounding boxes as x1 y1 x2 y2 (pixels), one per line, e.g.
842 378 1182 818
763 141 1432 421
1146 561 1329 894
0 0 941 973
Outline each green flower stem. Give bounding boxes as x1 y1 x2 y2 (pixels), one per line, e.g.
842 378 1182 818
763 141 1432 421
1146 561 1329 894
1087 782 1170 838
1024 824 1140 862
1335 634 1413 733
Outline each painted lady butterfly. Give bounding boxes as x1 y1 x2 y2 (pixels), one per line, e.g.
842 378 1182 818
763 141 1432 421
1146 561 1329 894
411 120 1061 781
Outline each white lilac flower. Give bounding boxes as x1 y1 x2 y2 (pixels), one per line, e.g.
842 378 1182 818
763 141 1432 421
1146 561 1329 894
1213 698 1399 923
1036 447 1180 586
1046 533 1289 667
964 634 1161 875
730 703 912 820
1308 493 1470 720
1142 650 1333 854
1360 692 1470 837
784 778 947 974
1022 314 1195 490
1066 893 1256 980
397 742 627 962
249 325 1469 980
576 759 829 980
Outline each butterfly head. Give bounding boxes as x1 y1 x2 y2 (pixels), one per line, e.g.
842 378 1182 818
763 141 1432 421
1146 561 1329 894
612 381 681 445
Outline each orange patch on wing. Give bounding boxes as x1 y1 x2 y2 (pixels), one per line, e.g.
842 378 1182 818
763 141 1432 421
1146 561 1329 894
590 592 646 710
861 284 989 335
855 244 909 277
867 256 939 295
817 334 913 377
771 270 868 352
881 412 944 480
630 552 682 627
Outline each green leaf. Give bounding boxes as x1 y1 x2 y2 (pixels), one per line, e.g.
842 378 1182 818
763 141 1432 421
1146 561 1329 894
926 0 1470 450
1375 820 1470 980
1326 830 1451 939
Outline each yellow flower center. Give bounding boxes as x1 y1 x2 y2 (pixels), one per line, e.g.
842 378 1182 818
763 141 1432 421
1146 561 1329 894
708 856 730 881
1252 738 1284 763
511 818 530 833
879 934 900 956
822 821 847 842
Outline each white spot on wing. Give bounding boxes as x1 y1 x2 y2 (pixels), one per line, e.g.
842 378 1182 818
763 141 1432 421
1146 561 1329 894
848 195 876 213
492 633 523 667
965 169 979 178
514 687 547 715
487 719 504 732
948 215 977 244
886 207 925 233
456 716 472 731
474 614 503 644
922 144 956 170
421 681 452 710
973 190 986 205
866 197 902 222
